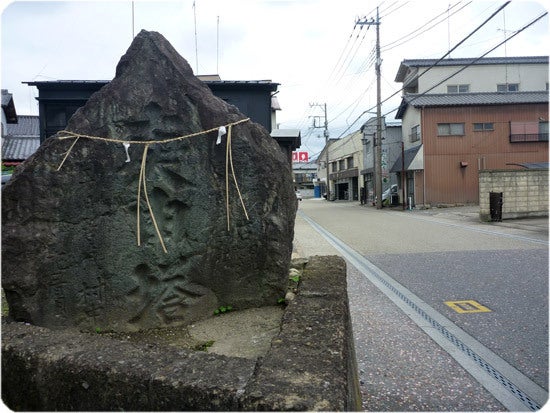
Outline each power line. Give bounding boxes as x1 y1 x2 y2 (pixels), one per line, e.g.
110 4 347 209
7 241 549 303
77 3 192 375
379 1 410 19
326 25 361 83
381 1 467 51
383 5 544 117
331 25 371 86
337 1 514 137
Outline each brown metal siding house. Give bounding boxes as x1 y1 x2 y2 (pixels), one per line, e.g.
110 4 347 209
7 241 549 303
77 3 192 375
419 102 548 205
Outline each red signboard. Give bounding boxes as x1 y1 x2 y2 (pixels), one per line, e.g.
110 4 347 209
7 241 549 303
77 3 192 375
292 151 309 163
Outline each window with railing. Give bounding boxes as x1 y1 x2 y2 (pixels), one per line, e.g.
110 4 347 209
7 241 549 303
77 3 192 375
338 159 346 171
510 121 548 142
347 156 354 169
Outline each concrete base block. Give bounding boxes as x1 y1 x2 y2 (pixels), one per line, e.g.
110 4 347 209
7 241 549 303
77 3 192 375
2 255 360 411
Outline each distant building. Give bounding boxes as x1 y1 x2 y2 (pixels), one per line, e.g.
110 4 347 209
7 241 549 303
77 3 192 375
361 117 402 205
319 130 364 201
2 89 40 169
394 55 549 206
2 115 40 166
292 161 317 197
1 89 18 135
24 78 300 160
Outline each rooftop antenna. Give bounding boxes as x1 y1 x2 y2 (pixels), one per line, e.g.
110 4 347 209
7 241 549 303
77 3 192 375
447 3 451 56
498 9 511 85
217 15 220 74
193 1 199 73
131 1 135 39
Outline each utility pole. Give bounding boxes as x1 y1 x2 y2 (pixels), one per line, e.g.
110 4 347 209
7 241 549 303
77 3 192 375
310 103 330 201
356 8 382 208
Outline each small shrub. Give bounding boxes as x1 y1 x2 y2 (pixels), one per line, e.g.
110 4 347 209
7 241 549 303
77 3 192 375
194 340 215 351
213 305 233 315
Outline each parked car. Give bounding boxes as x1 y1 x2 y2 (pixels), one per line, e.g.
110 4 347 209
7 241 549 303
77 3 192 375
1 173 12 187
295 190 303 201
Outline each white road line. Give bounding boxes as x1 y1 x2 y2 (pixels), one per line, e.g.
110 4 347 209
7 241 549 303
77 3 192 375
299 210 548 411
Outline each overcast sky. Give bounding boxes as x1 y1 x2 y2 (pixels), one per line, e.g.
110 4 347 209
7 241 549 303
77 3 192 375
1 0 548 156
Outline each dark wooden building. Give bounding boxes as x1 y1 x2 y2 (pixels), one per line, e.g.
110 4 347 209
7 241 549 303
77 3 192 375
24 78 300 157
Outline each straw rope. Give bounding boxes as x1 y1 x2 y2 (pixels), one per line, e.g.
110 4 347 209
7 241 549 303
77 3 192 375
137 144 167 253
55 118 251 252
225 124 249 230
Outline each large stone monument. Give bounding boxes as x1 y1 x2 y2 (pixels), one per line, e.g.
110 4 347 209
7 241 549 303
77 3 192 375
2 30 297 332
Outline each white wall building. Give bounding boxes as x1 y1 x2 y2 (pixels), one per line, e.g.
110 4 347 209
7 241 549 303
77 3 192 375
395 56 549 152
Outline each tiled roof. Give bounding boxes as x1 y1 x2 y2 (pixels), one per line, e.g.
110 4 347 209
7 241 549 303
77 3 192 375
1 89 12 106
395 56 548 82
5 115 39 137
1 89 17 123
2 136 40 161
403 91 549 107
401 56 548 67
270 129 301 138
2 115 40 161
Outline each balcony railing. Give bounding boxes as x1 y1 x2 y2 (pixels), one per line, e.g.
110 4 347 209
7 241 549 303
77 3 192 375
510 133 549 143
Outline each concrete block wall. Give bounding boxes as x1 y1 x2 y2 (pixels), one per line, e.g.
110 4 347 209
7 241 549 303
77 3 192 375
479 169 549 220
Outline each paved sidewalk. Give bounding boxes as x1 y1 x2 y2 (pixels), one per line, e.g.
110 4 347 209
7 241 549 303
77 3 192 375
404 204 548 233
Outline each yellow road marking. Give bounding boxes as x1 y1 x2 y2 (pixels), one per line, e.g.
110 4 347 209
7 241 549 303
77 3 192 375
444 300 492 314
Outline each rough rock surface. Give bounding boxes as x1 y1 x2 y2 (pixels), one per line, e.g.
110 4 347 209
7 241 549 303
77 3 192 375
2 30 296 332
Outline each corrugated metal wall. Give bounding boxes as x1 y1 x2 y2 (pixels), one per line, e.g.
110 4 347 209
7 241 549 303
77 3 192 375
422 104 548 204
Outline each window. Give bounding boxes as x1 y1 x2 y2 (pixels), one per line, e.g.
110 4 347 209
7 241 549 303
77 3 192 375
331 162 337 172
338 159 346 170
497 83 519 92
347 156 354 169
410 125 420 142
473 123 494 131
447 84 470 93
437 123 464 136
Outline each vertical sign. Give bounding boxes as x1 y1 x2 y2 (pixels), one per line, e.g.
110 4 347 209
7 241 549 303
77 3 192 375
292 152 309 163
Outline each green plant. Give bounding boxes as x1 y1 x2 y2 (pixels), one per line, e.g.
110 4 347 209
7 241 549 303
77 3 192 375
277 297 286 305
194 340 215 351
95 327 102 334
290 274 300 283
213 305 233 315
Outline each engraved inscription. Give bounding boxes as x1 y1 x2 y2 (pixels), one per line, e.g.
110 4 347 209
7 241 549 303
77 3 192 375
76 277 106 320
49 276 68 319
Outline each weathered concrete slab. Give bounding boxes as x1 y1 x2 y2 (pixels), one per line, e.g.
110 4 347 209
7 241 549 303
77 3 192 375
2 256 360 411
240 255 362 411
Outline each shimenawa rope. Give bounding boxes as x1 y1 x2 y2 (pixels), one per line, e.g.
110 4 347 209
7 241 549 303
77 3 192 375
55 118 251 252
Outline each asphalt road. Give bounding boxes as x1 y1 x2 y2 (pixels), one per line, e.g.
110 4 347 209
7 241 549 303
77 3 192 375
292 199 548 411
